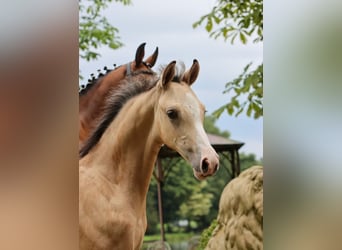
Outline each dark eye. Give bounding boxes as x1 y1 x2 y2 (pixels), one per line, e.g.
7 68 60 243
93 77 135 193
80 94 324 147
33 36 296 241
166 109 178 120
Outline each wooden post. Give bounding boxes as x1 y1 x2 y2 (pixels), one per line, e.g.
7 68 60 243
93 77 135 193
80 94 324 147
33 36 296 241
231 150 236 177
236 150 241 176
156 158 166 244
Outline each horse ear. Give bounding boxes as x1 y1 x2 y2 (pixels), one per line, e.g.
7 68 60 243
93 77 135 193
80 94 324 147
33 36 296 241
135 43 146 67
144 47 158 68
182 59 200 85
159 61 176 89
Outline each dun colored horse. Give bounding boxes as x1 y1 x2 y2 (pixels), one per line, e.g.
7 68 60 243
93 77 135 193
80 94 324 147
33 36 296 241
79 43 159 149
79 60 219 250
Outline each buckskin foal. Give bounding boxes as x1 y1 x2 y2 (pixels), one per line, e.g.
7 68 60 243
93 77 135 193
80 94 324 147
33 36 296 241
79 60 219 250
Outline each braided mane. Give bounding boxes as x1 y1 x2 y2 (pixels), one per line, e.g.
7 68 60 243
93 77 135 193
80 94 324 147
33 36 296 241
79 64 118 96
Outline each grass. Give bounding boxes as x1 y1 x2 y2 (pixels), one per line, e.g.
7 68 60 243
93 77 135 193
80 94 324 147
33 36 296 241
143 232 195 243
142 232 198 250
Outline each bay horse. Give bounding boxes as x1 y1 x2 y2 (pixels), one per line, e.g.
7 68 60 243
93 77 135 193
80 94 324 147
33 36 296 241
79 60 219 250
79 43 159 150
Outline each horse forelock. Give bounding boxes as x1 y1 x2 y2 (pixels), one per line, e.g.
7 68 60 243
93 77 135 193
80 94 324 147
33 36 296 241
79 71 158 158
158 61 186 83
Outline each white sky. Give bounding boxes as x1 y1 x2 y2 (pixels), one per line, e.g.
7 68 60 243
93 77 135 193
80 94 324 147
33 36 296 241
79 0 263 159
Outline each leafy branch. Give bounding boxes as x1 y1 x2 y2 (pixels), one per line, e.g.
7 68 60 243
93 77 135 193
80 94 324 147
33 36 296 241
193 0 263 45
194 0 263 119
79 0 131 61
213 63 263 119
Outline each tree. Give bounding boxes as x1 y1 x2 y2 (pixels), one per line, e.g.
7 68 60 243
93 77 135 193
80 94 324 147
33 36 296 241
161 158 198 226
178 181 214 230
240 152 262 171
194 0 263 119
204 115 230 138
79 0 131 62
145 179 160 234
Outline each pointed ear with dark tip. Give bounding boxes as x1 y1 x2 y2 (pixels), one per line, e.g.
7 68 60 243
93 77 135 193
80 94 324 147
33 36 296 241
135 42 146 67
182 59 200 86
158 61 176 89
144 47 159 68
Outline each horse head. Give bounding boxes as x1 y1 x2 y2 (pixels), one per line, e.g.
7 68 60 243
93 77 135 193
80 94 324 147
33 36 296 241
156 60 219 180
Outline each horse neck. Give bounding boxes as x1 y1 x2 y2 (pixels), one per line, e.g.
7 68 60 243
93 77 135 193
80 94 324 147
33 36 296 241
81 87 162 203
79 67 126 141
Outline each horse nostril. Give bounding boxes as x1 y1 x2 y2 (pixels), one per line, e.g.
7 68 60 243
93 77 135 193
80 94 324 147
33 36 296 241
201 159 209 173
214 164 218 172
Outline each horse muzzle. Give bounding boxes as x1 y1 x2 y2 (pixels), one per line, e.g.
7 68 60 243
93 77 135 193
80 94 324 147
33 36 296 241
192 149 219 180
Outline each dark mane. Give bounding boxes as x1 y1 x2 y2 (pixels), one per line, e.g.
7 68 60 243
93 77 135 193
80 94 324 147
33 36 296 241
79 64 119 96
79 70 158 158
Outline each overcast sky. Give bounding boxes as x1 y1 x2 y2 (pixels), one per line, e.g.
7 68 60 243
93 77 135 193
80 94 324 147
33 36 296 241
79 0 263 159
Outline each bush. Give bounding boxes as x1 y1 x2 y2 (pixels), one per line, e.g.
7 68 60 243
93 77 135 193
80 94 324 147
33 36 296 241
197 219 218 250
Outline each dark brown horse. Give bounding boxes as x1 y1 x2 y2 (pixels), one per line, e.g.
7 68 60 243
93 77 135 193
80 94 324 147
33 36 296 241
79 43 158 149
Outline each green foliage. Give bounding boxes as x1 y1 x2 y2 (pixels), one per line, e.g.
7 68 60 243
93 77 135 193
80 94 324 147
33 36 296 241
178 182 214 220
194 0 263 119
197 219 218 250
145 179 159 234
240 152 262 171
213 63 263 119
201 166 230 218
162 158 198 224
204 115 230 138
79 0 131 61
193 0 263 44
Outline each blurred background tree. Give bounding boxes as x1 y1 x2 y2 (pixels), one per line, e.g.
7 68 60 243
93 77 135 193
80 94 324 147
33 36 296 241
178 181 214 230
194 0 263 119
79 0 131 62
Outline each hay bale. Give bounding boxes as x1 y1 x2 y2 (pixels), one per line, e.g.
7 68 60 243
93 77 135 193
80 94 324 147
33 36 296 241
206 166 263 250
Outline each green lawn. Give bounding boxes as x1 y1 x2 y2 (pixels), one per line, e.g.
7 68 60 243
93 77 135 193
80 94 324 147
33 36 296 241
144 232 195 243
143 232 199 250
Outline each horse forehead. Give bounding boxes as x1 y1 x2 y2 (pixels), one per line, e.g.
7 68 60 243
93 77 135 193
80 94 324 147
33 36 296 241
183 91 201 108
164 84 203 110
173 83 195 96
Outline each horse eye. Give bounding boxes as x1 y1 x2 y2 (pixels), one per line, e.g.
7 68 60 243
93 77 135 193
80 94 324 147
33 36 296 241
166 109 178 120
